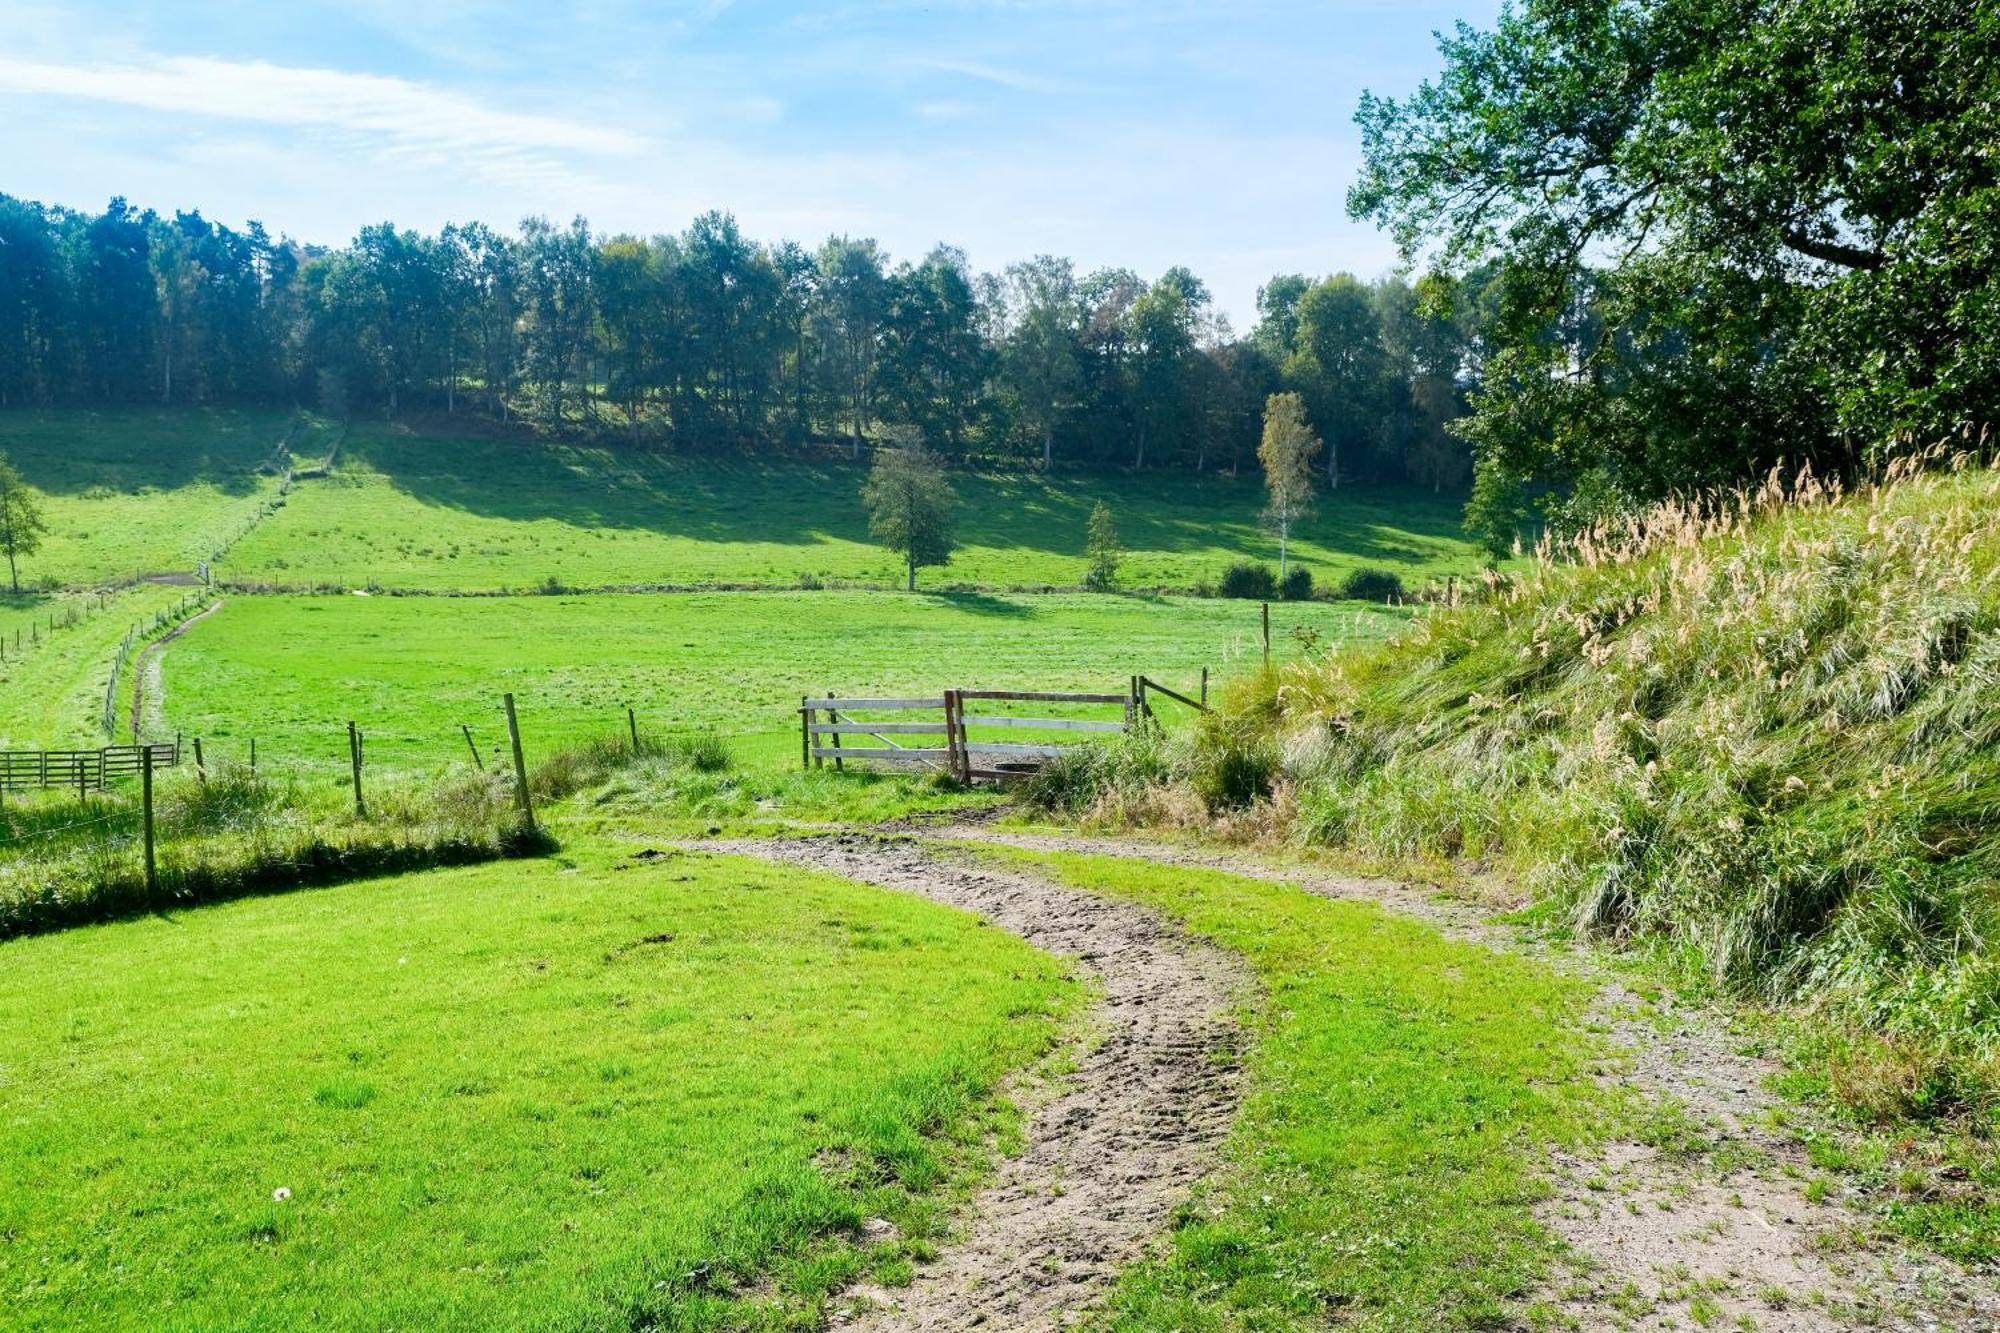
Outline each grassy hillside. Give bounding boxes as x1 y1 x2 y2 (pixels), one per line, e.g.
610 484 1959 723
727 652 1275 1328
156 590 1408 770
215 421 1483 592
0 409 292 586
0 840 1071 1329
1060 458 2000 1121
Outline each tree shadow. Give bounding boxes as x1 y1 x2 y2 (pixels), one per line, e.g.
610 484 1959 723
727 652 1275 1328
0 408 284 498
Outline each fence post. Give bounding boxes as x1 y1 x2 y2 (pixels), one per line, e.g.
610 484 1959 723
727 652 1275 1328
944 689 964 783
461 724 486 772
826 693 844 772
141 747 157 893
799 699 812 771
347 721 366 818
1201 666 1209 708
1262 602 1271 666
503 693 536 833
627 706 639 750
193 737 206 784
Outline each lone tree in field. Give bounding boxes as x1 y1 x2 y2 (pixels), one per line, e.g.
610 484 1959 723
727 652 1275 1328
863 429 957 591
0 452 49 595
1082 500 1122 591
1258 393 1321 580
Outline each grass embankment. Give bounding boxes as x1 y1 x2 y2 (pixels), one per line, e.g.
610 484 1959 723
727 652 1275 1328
155 590 1406 770
963 844 1605 1330
1035 459 2000 1244
0 839 1074 1330
211 421 1483 592
0 409 293 587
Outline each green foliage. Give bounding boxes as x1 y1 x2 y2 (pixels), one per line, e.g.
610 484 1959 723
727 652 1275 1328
1257 392 1320 577
1186 714 1280 812
1082 499 1122 590
968 846 1604 1330
1205 460 2000 1118
0 840 1073 1328
1277 565 1312 602
1353 0 2000 531
0 449 50 593
862 435 958 590
1334 567 1405 602
1217 562 1277 600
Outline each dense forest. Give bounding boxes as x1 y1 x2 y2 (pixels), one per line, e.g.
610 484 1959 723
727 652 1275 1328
0 196 1479 492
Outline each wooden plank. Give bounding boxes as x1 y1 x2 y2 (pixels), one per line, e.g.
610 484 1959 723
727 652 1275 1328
809 722 950 735
810 747 953 761
812 697 947 710
957 716 1126 732
956 690 1127 704
1139 676 1209 713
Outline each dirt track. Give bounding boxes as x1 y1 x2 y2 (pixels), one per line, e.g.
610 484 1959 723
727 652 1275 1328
701 834 1250 1333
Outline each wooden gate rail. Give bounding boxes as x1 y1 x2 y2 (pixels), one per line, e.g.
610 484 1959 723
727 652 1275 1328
802 688 1139 783
0 743 179 795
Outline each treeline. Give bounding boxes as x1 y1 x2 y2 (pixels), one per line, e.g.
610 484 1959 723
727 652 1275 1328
0 194 1479 487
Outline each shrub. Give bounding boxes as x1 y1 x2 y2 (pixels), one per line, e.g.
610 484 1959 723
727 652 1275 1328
1335 567 1405 602
1278 566 1313 601
1218 562 1278 599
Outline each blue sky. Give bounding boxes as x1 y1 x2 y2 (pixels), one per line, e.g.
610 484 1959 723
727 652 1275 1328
1 0 1496 326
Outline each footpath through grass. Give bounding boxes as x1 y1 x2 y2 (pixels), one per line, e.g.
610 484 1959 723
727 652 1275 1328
215 422 1483 593
967 843 1607 1331
0 837 1075 1331
156 590 1408 771
0 583 194 748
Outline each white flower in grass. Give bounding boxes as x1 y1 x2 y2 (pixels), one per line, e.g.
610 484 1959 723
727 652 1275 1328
272 1187 292 1202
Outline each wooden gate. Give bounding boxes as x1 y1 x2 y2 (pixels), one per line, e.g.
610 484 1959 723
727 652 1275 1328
800 681 1197 782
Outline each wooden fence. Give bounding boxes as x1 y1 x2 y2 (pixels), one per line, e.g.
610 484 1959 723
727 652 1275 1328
800 677 1206 783
0 743 180 796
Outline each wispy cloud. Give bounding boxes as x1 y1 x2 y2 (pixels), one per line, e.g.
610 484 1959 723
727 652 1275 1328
913 58 1068 95
0 54 648 186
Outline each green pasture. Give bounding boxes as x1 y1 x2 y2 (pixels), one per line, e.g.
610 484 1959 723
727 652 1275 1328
0 410 291 587
0 584 194 749
154 590 1409 771
218 422 1482 592
0 839 1073 1330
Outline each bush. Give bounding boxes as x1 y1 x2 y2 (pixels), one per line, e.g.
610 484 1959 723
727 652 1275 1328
1279 566 1313 601
1335 567 1405 602
1218 562 1278 600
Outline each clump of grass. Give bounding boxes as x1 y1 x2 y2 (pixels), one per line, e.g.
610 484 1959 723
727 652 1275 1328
1157 452 2000 1120
531 728 733 802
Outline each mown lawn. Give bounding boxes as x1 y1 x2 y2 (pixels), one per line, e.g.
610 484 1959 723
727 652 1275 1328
967 845 1609 1330
0 840 1074 1331
0 409 291 587
155 590 1410 771
219 422 1484 593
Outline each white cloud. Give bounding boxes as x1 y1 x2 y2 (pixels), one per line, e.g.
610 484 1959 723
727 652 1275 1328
0 54 649 188
912 58 1068 95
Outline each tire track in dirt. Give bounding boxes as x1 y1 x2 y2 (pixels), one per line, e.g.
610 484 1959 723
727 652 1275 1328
948 826 1999 1332
130 598 223 741
697 833 1250 1333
